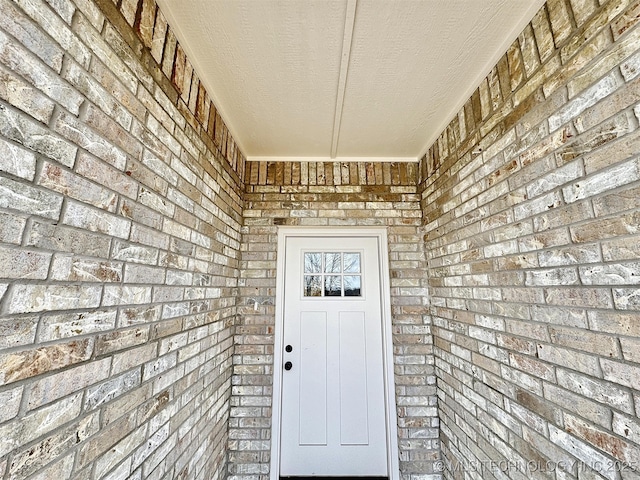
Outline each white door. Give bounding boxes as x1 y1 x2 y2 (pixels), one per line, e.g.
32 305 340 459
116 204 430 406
279 235 388 476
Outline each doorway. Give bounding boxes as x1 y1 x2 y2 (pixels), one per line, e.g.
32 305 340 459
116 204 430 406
271 228 399 480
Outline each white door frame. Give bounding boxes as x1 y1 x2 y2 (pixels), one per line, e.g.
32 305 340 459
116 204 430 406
270 227 400 480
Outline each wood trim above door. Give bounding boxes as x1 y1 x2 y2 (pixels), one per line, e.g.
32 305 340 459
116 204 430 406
270 227 400 480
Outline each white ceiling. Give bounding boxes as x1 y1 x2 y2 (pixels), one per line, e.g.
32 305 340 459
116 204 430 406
157 0 545 162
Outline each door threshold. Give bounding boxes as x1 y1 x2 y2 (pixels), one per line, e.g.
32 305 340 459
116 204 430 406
280 477 389 480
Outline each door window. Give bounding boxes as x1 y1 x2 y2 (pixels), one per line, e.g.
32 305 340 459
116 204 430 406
303 252 362 297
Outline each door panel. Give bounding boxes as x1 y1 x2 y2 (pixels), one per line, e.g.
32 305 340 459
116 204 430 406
280 236 388 477
299 312 327 445
339 312 369 445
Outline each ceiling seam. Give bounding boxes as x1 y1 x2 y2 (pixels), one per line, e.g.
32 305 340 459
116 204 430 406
329 0 358 159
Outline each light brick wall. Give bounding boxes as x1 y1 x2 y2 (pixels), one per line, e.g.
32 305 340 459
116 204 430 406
0 0 244 478
419 0 640 478
3 0 640 478
231 161 439 480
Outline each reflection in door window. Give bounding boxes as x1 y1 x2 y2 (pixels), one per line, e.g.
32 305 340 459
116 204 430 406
324 253 341 273
304 275 322 296
304 253 322 273
344 276 361 296
303 252 362 297
324 276 342 296
344 253 361 273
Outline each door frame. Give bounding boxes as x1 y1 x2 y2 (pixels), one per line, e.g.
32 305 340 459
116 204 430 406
270 227 400 480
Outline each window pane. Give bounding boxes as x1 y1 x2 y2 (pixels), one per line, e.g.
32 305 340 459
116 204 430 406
324 275 341 296
303 275 322 296
304 253 321 273
344 276 361 296
324 253 341 273
343 253 360 273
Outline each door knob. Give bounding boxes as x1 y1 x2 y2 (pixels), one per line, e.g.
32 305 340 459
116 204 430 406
284 361 293 371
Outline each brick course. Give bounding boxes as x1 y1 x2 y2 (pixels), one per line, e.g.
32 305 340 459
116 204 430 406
1 0 640 479
420 0 640 478
0 0 244 479
231 161 437 480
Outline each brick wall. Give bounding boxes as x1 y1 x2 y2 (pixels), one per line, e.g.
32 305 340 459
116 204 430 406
3 0 640 479
0 0 245 478
419 0 640 478
231 161 439 480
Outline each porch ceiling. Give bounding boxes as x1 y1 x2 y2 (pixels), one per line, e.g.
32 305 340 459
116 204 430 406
156 0 545 162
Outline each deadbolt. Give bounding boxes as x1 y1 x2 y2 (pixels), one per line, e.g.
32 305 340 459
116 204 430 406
285 345 293 353
284 361 293 371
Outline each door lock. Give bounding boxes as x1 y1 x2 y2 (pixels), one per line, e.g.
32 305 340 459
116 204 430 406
284 361 293 371
285 345 293 352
